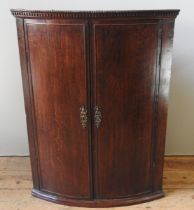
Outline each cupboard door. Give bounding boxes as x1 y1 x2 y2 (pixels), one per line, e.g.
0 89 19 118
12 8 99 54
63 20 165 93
92 22 159 198
25 21 91 198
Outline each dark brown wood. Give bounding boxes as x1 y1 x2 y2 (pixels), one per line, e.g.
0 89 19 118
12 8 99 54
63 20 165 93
32 188 164 207
152 20 176 192
92 20 159 198
11 9 179 19
16 18 40 190
12 10 179 207
25 20 91 198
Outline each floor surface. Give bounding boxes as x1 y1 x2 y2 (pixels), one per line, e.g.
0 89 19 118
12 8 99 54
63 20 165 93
0 156 194 210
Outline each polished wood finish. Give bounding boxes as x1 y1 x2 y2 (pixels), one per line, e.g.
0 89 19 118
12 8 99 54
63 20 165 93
93 21 158 198
26 21 90 198
12 9 179 207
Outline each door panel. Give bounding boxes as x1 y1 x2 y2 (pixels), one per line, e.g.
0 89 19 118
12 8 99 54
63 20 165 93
92 22 159 198
26 22 91 198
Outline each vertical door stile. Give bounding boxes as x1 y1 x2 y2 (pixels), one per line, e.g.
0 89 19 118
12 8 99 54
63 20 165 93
23 20 42 190
88 19 98 199
150 21 164 191
90 20 99 199
85 19 94 199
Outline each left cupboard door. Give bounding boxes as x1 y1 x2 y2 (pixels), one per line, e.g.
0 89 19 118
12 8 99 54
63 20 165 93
24 20 91 198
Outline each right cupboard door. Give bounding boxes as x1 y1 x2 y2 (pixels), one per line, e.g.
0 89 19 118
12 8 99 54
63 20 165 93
92 21 160 198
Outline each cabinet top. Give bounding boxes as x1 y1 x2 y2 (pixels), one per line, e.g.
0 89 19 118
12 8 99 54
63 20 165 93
11 9 179 19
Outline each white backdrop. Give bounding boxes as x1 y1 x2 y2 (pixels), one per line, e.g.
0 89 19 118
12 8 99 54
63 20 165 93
0 0 194 155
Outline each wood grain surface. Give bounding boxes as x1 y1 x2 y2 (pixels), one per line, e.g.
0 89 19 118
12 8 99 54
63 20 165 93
13 10 179 206
0 156 194 210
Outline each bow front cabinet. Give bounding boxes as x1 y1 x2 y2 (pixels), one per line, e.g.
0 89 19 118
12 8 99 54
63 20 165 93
12 9 179 207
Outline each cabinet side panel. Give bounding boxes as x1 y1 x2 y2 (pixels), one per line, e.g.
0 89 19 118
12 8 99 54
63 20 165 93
16 18 40 189
153 20 175 191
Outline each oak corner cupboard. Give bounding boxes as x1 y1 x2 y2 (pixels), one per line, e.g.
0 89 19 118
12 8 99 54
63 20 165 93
11 9 179 207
